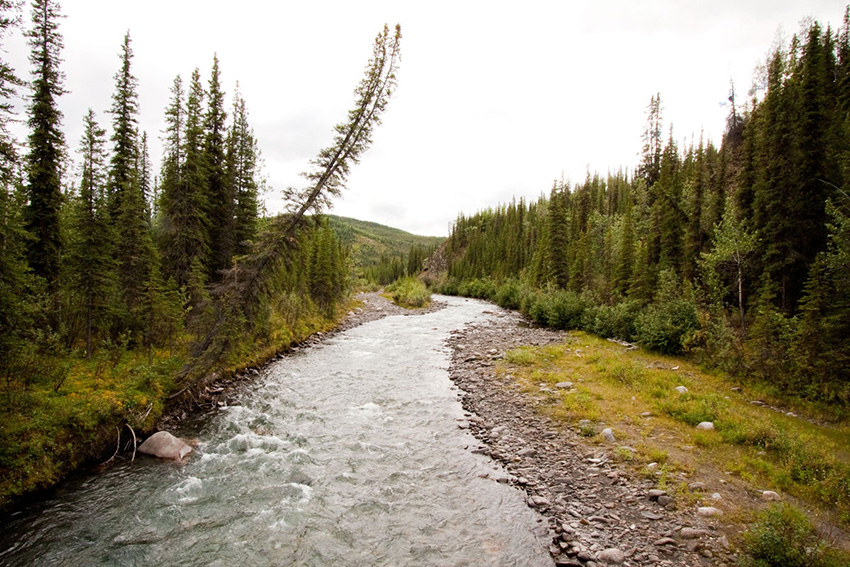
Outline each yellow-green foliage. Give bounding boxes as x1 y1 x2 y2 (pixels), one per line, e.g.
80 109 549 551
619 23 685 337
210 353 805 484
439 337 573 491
742 503 847 567
385 276 431 308
0 348 185 508
498 331 850 532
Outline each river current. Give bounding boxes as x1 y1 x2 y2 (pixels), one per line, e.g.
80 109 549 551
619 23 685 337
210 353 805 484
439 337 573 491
0 296 553 566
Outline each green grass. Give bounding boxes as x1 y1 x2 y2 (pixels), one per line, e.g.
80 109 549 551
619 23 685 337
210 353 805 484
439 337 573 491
497 331 850 556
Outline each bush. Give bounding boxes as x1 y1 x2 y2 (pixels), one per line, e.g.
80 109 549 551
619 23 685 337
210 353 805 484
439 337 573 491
386 277 431 308
742 503 844 567
493 279 522 310
583 300 641 340
546 289 586 330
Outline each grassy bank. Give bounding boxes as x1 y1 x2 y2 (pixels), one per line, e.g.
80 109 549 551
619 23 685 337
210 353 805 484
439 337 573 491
498 331 850 560
0 296 358 512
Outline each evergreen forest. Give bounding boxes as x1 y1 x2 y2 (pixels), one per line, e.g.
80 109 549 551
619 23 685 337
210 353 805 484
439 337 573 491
435 12 850 406
0 0 399 507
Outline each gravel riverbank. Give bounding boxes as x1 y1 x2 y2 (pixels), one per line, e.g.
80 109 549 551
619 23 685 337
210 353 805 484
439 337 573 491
445 301 739 567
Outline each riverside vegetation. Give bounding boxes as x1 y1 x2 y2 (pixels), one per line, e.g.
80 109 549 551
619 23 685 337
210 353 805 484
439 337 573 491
0 0 401 510
426 7 850 565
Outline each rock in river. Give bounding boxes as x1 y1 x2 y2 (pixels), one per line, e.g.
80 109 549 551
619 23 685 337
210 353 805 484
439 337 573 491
138 431 193 460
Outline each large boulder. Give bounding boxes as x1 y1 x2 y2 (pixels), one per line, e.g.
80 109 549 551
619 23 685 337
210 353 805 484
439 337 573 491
138 431 193 460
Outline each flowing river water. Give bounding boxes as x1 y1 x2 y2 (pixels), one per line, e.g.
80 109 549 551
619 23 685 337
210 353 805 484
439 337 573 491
0 296 554 567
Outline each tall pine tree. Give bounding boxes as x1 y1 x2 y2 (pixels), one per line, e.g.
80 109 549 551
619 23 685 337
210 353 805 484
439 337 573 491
24 0 65 293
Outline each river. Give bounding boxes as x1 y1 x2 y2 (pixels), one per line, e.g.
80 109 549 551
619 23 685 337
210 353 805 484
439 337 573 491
0 296 553 567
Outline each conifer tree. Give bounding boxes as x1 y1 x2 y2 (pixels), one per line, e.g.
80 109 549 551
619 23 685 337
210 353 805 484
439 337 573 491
107 32 159 327
203 55 233 277
226 87 260 257
23 0 65 292
66 109 116 357
158 74 209 287
107 31 138 219
0 1 35 375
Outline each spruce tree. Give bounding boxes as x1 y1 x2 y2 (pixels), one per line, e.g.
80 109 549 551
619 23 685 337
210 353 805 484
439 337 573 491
158 74 209 287
107 32 158 327
226 88 260 257
23 0 65 292
0 0 34 375
107 31 138 219
203 55 233 278
66 109 117 357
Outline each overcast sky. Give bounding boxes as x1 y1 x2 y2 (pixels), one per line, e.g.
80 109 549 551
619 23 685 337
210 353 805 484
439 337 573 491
6 0 848 236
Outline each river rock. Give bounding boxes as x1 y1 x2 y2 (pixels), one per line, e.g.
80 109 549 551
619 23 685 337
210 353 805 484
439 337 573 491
647 489 666 501
596 548 625 564
137 431 193 460
680 527 707 539
696 421 714 431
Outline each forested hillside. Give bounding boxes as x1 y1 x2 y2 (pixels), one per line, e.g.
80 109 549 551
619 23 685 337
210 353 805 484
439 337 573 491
327 215 443 269
0 0 399 508
436 11 850 405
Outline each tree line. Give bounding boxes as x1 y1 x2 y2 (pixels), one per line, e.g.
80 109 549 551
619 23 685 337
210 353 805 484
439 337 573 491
0 0 351 398
437 11 850 404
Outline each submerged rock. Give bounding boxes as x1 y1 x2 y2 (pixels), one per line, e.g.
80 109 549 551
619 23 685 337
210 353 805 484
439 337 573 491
137 431 193 461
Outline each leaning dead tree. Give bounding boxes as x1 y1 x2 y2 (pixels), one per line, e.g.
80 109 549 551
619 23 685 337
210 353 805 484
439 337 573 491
178 24 402 383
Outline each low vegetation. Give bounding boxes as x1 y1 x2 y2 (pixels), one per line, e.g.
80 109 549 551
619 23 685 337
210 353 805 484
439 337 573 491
498 331 850 562
384 276 431 308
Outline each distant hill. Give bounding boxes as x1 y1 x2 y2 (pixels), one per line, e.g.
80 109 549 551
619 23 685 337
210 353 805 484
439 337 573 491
327 215 444 267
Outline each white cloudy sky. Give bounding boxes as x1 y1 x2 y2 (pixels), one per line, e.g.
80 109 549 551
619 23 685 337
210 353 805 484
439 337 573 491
5 0 848 236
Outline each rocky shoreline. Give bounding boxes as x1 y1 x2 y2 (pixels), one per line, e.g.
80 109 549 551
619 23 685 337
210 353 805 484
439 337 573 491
445 304 739 567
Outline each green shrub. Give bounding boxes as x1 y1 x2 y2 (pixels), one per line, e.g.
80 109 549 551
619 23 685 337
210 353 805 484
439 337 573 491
546 289 586 330
583 300 640 340
386 277 431 308
493 279 522 310
742 503 844 567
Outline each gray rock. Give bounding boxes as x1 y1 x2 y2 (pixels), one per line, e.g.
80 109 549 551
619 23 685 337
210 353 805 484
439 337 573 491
653 537 677 546
688 482 706 492
696 421 714 431
647 489 667 501
675 386 688 394
138 431 193 460
596 548 625 564
601 428 616 442
680 527 707 539
528 495 551 508
518 447 537 457
641 510 663 520
697 506 722 517
556 381 574 390
761 490 781 501
657 495 674 507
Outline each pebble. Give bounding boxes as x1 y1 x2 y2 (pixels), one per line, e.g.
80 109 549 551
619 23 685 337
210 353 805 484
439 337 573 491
647 489 667 501
696 421 714 430
596 548 625 564
698 506 723 517
653 537 677 546
556 382 574 390
657 495 674 507
641 511 663 520
602 428 616 443
675 386 688 394
680 527 706 539
761 490 781 501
